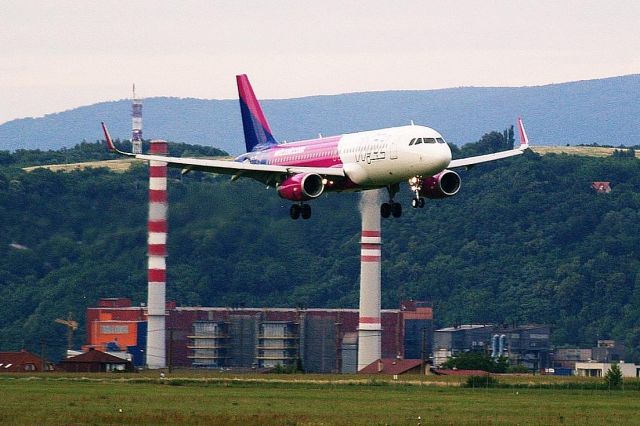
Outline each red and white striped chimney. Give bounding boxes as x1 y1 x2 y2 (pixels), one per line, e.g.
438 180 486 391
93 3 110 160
147 139 168 369
357 191 382 370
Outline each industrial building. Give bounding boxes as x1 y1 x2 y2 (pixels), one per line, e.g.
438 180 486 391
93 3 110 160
502 325 551 370
553 348 593 370
433 324 495 366
433 324 551 370
575 361 640 378
85 298 433 373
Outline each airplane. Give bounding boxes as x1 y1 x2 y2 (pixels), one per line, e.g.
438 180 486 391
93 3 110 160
102 74 530 220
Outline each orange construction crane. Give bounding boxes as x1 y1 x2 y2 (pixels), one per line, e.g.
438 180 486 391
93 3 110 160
54 312 78 352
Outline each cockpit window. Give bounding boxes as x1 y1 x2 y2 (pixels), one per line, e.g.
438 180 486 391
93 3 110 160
411 137 443 146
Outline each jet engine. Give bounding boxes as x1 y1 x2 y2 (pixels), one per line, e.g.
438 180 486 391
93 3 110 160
277 173 325 201
419 169 461 199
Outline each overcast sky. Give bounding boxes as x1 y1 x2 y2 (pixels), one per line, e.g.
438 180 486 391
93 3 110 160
1 0 639 125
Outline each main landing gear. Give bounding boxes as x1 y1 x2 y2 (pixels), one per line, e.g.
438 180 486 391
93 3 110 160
381 183 402 218
290 203 311 220
380 201 402 218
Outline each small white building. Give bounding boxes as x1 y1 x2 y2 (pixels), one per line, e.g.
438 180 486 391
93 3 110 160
575 361 640 378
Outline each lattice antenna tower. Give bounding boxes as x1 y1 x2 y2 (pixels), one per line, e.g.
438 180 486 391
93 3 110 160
132 84 143 154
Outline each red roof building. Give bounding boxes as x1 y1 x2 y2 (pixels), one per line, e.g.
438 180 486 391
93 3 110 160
358 358 423 375
591 182 611 193
0 350 51 372
57 348 134 373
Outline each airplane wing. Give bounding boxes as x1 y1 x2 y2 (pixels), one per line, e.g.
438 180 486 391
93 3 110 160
101 122 345 183
135 153 345 178
448 117 531 169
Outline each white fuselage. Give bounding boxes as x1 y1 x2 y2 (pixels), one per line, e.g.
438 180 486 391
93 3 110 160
236 124 453 190
338 125 452 186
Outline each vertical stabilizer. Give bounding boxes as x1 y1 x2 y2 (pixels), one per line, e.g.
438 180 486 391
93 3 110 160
236 74 277 152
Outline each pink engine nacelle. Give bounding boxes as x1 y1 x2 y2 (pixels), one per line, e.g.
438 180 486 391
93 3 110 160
277 173 325 201
419 169 461 199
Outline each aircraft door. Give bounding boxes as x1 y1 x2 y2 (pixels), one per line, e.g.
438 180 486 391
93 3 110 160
388 136 398 160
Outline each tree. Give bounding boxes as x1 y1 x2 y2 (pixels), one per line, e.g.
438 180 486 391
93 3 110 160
442 352 507 373
604 364 623 389
3 134 640 361
612 148 636 158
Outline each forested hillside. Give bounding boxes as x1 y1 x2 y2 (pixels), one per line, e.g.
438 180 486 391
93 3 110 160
1 74 639 153
0 138 639 362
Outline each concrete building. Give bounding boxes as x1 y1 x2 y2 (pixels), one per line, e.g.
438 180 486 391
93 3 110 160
575 361 640 378
86 298 433 373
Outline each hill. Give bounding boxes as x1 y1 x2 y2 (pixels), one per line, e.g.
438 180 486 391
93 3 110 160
1 75 639 154
1 138 639 362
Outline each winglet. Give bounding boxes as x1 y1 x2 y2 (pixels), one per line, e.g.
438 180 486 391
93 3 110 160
101 122 133 156
517 117 530 149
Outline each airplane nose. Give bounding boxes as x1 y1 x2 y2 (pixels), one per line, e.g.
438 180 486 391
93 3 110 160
441 144 452 167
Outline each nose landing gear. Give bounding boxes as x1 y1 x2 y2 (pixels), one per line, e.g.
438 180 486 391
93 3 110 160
409 176 425 209
411 197 425 208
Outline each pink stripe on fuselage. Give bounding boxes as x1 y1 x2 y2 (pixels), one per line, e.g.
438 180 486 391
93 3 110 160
235 134 362 191
265 135 343 168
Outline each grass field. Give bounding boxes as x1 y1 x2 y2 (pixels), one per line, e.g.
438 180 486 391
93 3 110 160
22 158 141 173
1 374 638 425
531 145 639 158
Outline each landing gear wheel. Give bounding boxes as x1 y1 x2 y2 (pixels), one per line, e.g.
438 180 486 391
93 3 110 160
290 204 301 220
301 204 311 220
380 202 391 218
412 198 425 208
391 202 402 218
